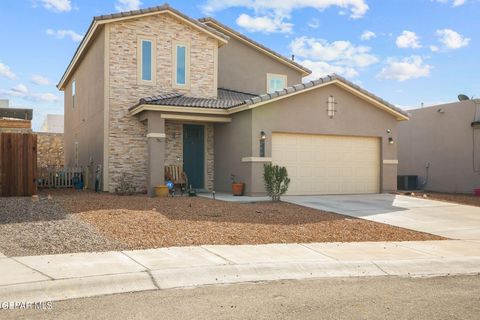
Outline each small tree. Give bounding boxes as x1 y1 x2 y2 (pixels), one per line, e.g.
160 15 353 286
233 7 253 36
263 163 290 202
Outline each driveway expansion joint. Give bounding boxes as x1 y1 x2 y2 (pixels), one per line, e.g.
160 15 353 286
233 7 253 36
10 257 54 281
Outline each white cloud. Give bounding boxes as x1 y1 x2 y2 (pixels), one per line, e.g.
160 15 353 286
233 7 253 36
115 0 141 12
436 29 470 49
308 18 320 29
300 60 359 81
236 14 293 33
429 45 439 52
31 74 50 86
360 30 376 41
377 56 432 82
0 63 16 80
433 0 466 7
290 37 378 67
46 29 83 42
396 30 422 49
290 37 377 80
202 0 369 19
0 84 59 102
41 0 72 12
11 84 29 95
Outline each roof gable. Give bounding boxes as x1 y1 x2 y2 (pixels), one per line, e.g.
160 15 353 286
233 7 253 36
199 17 311 77
57 4 229 90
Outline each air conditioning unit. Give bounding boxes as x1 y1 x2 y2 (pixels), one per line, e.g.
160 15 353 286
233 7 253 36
397 175 419 190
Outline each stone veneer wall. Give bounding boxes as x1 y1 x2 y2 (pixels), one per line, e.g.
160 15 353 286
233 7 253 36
107 14 218 192
36 133 64 168
165 121 214 191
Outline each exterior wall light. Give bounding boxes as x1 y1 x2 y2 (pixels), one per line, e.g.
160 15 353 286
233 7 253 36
260 131 266 157
388 137 394 145
327 96 337 119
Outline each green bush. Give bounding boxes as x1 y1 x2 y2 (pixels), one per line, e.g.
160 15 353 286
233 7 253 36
263 163 290 202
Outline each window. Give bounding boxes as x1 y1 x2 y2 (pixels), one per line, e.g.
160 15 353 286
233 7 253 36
72 80 76 109
137 37 156 84
173 42 190 87
267 74 287 93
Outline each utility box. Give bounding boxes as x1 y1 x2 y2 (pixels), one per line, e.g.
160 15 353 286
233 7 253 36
397 175 419 190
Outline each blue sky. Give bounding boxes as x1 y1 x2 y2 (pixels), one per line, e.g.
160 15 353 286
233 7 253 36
0 0 478 130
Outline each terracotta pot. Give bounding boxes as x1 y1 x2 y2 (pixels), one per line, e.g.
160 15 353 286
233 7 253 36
154 185 169 198
232 183 245 196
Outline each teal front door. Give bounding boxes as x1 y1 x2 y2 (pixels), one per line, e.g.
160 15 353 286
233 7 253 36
183 124 205 189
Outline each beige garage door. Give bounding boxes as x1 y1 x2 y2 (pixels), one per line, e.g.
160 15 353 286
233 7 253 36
272 133 381 195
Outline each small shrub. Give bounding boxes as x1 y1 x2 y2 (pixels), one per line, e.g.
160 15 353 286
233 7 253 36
263 163 290 202
114 173 136 195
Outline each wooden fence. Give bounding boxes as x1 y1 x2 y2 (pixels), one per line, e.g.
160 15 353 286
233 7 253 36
37 167 84 189
0 133 37 197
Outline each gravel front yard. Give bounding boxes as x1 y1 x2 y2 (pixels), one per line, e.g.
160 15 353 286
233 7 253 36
402 192 480 207
0 190 444 256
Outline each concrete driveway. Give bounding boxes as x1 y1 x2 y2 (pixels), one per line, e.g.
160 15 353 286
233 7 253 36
283 194 480 240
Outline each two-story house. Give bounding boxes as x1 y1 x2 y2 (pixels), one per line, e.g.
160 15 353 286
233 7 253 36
58 4 409 196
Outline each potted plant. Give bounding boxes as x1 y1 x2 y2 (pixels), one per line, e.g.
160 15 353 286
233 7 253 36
231 174 245 196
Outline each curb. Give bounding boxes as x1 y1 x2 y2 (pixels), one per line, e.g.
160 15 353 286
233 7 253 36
1 258 479 303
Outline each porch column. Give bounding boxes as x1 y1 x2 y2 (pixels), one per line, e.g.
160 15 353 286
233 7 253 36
146 112 166 197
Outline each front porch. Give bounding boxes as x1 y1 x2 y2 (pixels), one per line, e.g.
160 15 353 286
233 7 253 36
140 111 227 196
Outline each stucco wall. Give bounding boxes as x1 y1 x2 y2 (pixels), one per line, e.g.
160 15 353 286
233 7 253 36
107 14 219 192
398 100 480 193
216 35 303 95
215 84 401 195
63 28 105 182
37 133 64 168
214 110 253 193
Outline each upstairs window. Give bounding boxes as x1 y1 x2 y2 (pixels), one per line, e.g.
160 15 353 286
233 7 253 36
72 80 76 109
173 42 190 87
137 37 156 85
267 73 287 93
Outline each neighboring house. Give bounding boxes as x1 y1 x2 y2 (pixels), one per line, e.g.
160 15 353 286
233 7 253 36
57 4 409 196
40 114 64 133
398 100 480 194
0 106 33 134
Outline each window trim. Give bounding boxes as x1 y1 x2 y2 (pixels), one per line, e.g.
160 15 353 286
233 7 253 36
137 36 156 85
266 73 287 94
172 41 190 89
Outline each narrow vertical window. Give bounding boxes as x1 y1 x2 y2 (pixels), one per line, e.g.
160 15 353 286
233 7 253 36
72 80 76 109
176 45 186 85
141 40 152 81
173 42 189 87
137 37 156 85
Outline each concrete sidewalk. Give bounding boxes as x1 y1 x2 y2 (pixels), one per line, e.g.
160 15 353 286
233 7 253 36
1 240 479 303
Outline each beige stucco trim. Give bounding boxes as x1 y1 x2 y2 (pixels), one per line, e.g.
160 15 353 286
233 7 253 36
57 10 228 90
172 41 190 89
266 73 287 94
137 36 157 86
383 159 399 165
203 21 310 76
228 80 410 121
161 114 231 123
241 157 272 163
146 133 166 138
103 24 110 192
